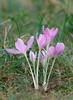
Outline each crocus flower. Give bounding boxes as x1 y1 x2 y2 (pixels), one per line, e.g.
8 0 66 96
6 36 34 55
47 46 55 59
42 26 58 44
55 43 65 57
29 51 37 63
40 43 65 60
36 33 47 50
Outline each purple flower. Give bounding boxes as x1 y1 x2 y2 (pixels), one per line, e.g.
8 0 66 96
40 43 65 60
36 33 47 50
29 51 37 62
6 36 34 55
47 46 55 59
55 43 65 57
42 26 58 44
40 46 55 60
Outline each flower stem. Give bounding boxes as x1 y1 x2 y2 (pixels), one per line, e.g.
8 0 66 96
33 62 37 83
25 54 37 89
44 57 56 91
33 63 35 76
43 44 49 87
36 50 40 89
43 60 49 87
46 43 49 50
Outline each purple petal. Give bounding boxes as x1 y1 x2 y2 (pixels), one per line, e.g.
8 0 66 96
42 25 45 33
6 48 21 54
49 28 58 41
29 51 36 62
36 33 39 47
45 27 50 34
50 27 55 31
47 46 55 58
42 26 50 36
15 38 27 53
40 35 47 48
42 26 58 43
44 28 50 37
45 36 51 45
27 36 34 50
55 43 65 56
52 28 58 37
36 34 47 49
36 33 41 48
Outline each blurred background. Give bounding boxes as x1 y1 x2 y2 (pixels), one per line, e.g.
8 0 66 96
0 0 73 100
0 0 73 41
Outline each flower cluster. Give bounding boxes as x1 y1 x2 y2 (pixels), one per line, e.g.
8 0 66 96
6 26 65 91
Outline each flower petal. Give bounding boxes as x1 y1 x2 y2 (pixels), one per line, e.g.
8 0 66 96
55 43 65 56
49 28 58 41
27 36 34 50
6 48 21 54
50 27 55 31
42 25 45 33
36 33 47 49
42 26 58 43
29 51 36 62
52 28 58 37
36 32 39 44
15 38 27 53
47 46 55 58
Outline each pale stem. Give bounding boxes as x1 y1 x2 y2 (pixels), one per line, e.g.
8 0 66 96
33 60 37 87
36 50 40 89
45 57 56 91
33 62 36 83
25 54 37 89
46 43 49 50
43 60 49 86
43 44 49 86
33 62 35 76
4 27 8 48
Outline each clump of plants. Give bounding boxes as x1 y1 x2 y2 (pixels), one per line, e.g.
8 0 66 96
6 25 65 92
